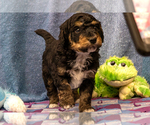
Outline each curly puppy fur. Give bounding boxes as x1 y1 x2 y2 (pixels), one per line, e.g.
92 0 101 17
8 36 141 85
35 13 104 112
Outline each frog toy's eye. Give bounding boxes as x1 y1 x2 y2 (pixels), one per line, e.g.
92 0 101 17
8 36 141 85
107 61 117 66
119 63 127 67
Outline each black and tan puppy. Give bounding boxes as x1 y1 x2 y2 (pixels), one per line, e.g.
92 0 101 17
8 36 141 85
35 13 104 112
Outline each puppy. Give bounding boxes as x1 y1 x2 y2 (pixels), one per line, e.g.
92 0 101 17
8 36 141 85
35 13 104 112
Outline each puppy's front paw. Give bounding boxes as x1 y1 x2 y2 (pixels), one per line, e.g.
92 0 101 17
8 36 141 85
80 106 95 112
60 103 75 110
59 97 75 110
64 104 75 109
49 104 59 108
83 108 95 112
64 105 71 109
58 90 75 110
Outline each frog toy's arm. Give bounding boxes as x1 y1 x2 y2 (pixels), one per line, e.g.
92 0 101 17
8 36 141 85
119 82 135 100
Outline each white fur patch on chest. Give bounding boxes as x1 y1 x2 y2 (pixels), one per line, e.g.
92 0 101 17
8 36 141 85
69 52 92 89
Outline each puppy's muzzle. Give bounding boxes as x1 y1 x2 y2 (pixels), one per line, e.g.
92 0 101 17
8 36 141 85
88 37 97 44
87 29 98 44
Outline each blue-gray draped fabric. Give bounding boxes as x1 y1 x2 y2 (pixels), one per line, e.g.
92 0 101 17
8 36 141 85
0 0 150 102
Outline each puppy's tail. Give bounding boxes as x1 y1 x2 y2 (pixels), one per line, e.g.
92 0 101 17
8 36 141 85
35 29 56 44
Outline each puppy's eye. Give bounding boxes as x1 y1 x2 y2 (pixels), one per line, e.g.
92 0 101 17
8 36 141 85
75 28 80 33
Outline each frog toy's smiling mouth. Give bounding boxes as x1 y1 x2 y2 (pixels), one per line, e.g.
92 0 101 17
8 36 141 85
104 77 135 88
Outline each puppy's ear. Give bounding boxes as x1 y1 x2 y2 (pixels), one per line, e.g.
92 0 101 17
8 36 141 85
59 20 69 44
99 22 104 43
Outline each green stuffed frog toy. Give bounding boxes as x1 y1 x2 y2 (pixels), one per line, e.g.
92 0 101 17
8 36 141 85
93 56 150 100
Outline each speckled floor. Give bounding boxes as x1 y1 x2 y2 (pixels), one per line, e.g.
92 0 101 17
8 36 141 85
1 97 150 124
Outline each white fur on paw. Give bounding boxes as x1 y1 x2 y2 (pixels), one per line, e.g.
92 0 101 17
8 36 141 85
4 95 26 112
64 105 71 109
49 104 59 108
49 113 59 119
83 109 95 112
83 120 95 125
63 104 75 109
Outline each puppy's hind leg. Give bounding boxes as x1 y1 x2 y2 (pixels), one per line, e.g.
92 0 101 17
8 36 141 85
42 66 59 108
47 80 59 108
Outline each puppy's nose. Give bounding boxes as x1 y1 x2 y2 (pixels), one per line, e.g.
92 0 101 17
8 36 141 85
89 38 97 44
